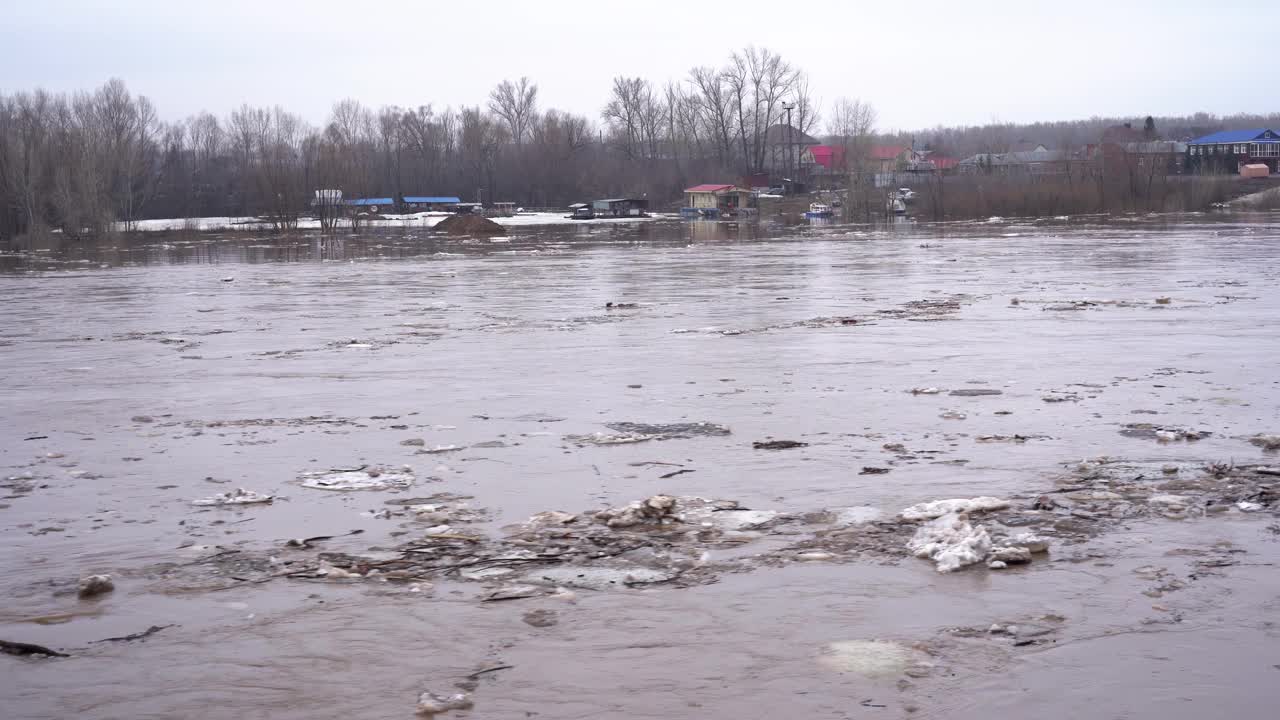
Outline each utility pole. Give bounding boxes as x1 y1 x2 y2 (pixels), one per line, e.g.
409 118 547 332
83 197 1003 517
782 100 796 195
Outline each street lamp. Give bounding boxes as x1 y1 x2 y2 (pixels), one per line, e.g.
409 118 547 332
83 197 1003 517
781 101 796 194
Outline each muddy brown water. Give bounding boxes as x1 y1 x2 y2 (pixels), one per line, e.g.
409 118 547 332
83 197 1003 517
3 214 1280 718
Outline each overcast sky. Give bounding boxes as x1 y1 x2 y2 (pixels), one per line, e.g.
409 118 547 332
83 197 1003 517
3 0 1274 132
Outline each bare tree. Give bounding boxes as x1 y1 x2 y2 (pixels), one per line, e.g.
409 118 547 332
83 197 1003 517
488 78 538 147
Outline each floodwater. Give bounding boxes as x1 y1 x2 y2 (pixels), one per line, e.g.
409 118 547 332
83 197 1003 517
3 213 1280 719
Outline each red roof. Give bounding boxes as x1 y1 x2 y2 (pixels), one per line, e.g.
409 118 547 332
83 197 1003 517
684 184 736 193
870 145 906 161
807 145 847 170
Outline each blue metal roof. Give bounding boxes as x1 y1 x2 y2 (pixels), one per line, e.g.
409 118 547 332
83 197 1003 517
403 196 461 204
346 198 394 206
1189 128 1279 144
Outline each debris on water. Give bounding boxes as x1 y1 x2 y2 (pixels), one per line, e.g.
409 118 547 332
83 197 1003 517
860 467 891 475
192 488 274 506
975 434 1045 443
939 410 967 420
752 440 808 450
1155 297 1172 305
989 546 1032 565
520 565 679 590
1249 435 1280 451
907 512 992 573
482 585 547 602
1003 533 1050 553
400 438 426 447
796 551 836 562
910 387 942 395
605 302 639 309
949 389 1003 397
900 497 1010 521
527 510 578 526
1121 424 1211 442
604 422 731 439
418 445 463 454
522 609 558 627
77 574 115 598
92 624 173 643
415 690 474 717
299 466 414 491
818 640 926 678
220 277 234 283
565 431 656 445
1 639 70 658
595 494 678 528
831 507 884 526
1042 392 1081 403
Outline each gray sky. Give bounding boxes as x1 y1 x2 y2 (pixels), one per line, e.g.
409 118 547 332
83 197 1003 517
3 0 1274 132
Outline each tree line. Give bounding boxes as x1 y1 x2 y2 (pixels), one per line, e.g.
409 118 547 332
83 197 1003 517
0 47 821 238
3 46 1274 238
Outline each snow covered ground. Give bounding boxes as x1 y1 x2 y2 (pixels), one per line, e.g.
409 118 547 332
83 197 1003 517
118 212 663 233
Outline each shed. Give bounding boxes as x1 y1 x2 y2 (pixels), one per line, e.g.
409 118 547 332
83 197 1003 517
346 198 394 213
682 184 756 217
591 198 649 217
1241 163 1271 179
403 196 460 211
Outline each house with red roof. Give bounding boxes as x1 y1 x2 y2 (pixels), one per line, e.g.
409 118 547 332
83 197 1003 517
681 184 757 218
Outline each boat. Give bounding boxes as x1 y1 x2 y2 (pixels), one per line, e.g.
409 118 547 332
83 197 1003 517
805 203 834 219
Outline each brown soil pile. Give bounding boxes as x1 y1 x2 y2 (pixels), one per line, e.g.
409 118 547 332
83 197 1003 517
434 214 506 235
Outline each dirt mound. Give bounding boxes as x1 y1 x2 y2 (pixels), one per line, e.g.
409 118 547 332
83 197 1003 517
434 214 506 236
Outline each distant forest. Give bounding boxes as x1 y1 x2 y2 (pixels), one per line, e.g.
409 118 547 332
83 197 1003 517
2 46 1276 237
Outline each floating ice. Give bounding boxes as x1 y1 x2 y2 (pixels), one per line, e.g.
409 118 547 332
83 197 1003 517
818 640 924 677
192 488 274 506
299 466 414 491
907 512 993 573
900 497 1009 521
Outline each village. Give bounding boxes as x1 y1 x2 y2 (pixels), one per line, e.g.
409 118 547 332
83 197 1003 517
316 123 1280 225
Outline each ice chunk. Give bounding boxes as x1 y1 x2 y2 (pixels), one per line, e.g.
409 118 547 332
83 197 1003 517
77 574 115 598
818 640 923 677
906 512 992 573
1004 532 1050 553
1237 501 1263 512
900 497 1009 521
192 488 274 506
415 690 473 716
832 506 884 526
299 467 414 491
520 565 678 591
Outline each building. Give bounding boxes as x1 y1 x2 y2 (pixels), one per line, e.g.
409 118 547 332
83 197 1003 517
346 197 394 213
802 145 848 175
958 148 1069 175
1187 129 1280 174
764 124 820 174
681 184 756 218
591 198 649 217
403 196 460 211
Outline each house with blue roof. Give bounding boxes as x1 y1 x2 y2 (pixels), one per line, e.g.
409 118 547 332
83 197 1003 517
1187 129 1280 174
402 196 461 211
